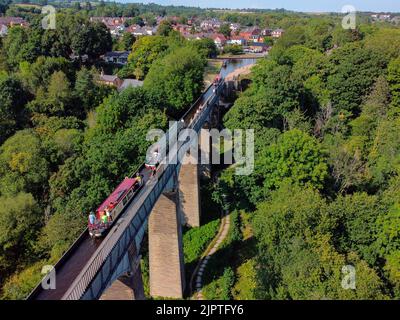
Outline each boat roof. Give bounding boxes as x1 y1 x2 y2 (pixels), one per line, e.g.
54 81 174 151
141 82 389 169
96 177 137 213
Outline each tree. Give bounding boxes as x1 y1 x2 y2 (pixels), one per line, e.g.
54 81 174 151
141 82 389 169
278 234 388 300
0 193 41 279
364 28 400 60
219 24 231 38
0 130 49 197
18 56 72 95
1 260 46 300
252 184 328 298
367 117 400 189
144 46 205 115
331 27 363 47
387 57 400 113
252 184 387 300
256 129 328 192
128 16 144 27
304 19 334 51
263 36 273 46
189 38 218 58
49 86 168 222
127 36 169 79
121 32 135 51
41 29 70 58
47 71 72 112
0 0 11 15
328 193 383 265
27 71 74 117
327 43 386 117
223 44 242 55
269 25 307 61
224 59 304 131
0 76 29 144
156 20 173 36
2 26 31 69
74 67 106 112
372 202 400 298
71 22 112 60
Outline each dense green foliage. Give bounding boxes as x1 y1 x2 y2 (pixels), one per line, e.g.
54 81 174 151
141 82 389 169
125 36 170 79
216 19 400 300
183 219 220 265
1 15 112 69
144 46 206 115
1 2 399 300
0 7 207 299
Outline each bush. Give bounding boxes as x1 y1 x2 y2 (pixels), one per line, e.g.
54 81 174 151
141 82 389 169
232 259 257 300
223 44 243 55
220 267 235 300
1 260 46 300
183 219 220 264
228 210 242 243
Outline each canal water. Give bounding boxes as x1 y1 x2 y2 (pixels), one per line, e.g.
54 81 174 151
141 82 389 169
220 58 258 78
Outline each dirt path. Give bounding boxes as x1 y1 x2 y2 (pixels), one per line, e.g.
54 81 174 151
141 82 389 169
190 210 231 300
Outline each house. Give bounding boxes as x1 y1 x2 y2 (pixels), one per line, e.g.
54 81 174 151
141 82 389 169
172 24 192 34
103 51 130 65
391 16 400 25
262 28 273 36
97 72 123 87
90 17 133 28
379 14 392 21
125 24 137 33
239 27 261 41
131 27 147 36
168 16 180 23
156 16 166 25
271 28 284 38
109 25 126 37
200 19 222 31
245 42 270 53
210 33 227 49
131 26 157 36
249 35 264 43
0 17 29 27
182 32 208 41
229 23 241 32
226 36 246 46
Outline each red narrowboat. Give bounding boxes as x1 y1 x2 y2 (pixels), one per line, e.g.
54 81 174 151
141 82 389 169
88 177 143 238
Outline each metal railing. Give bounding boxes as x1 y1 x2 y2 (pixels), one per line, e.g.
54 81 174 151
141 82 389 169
61 81 223 300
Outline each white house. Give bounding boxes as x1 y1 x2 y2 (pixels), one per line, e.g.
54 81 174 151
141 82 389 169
226 36 246 46
271 29 284 38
